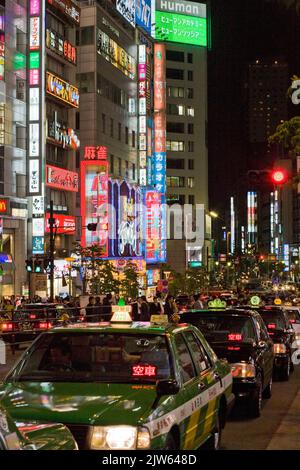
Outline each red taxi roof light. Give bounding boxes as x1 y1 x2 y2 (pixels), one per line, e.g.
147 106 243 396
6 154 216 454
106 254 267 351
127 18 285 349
228 333 243 341
131 364 157 377
2 322 13 330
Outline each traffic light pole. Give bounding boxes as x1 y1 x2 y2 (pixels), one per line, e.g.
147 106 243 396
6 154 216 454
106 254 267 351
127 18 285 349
49 200 55 302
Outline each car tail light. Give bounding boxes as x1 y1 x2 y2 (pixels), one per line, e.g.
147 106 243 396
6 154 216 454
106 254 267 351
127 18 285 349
39 322 52 329
228 333 243 341
227 346 240 351
79 315 85 322
29 314 36 319
289 319 296 324
2 322 13 331
268 323 276 329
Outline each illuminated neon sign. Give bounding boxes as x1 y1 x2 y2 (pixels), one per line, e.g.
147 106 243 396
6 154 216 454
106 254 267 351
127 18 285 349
0 199 9 214
145 190 166 263
46 71 79 108
46 165 79 192
47 0 80 25
47 112 80 149
45 213 76 235
46 29 77 65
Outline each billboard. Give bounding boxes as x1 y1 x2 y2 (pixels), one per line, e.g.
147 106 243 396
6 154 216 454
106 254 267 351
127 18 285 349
47 0 80 25
46 72 79 108
116 0 135 27
80 157 109 255
97 29 136 80
153 0 207 46
45 213 76 235
136 0 152 35
145 190 166 263
46 165 79 192
153 44 166 193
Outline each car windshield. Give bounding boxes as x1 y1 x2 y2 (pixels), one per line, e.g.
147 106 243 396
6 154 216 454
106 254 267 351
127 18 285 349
179 313 256 343
258 309 286 330
10 332 173 384
285 309 300 324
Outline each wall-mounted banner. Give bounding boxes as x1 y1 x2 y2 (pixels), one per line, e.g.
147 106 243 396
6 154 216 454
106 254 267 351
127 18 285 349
80 158 109 254
47 112 80 149
45 213 76 235
46 29 77 65
32 196 45 216
145 190 166 263
32 217 45 237
29 123 39 157
28 159 40 194
116 0 135 27
32 236 44 254
47 0 80 25
46 71 79 108
29 17 40 50
46 165 79 192
136 0 152 35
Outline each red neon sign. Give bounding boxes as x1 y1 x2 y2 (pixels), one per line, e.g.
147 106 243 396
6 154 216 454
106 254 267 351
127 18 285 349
80 157 108 255
46 165 79 192
0 199 8 213
45 213 76 235
131 365 157 377
84 146 107 160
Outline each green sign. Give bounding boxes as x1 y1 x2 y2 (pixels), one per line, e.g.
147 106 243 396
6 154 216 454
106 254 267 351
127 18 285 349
13 53 26 70
250 295 261 307
29 52 40 69
155 11 207 46
189 261 202 268
208 299 227 310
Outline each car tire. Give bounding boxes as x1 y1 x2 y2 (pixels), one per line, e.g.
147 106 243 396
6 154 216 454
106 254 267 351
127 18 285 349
280 356 290 381
262 376 272 399
248 375 262 418
165 432 177 450
204 413 221 450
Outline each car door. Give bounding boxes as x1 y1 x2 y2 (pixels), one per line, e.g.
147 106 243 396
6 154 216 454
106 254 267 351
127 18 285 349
254 315 274 387
173 332 207 450
183 330 220 448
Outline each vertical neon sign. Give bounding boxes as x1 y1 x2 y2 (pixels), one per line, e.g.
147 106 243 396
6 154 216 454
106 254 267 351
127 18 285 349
138 45 147 186
80 148 109 255
153 44 166 193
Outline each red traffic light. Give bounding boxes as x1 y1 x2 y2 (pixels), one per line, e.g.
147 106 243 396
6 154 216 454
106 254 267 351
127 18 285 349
271 169 287 185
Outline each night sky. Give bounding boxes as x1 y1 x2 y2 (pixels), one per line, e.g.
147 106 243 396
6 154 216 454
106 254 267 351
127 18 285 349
207 0 300 218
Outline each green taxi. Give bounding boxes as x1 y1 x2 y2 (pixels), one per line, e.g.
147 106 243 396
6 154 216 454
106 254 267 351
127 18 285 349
0 404 78 450
0 314 234 450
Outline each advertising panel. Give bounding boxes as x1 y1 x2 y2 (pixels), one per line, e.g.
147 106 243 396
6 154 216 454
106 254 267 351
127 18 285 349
45 213 76 235
29 123 39 157
155 11 207 46
145 190 166 263
46 71 79 108
0 198 9 214
155 0 206 17
0 33 4 81
32 236 44 254
80 157 109 255
116 0 135 27
47 112 80 149
46 165 79 192
47 0 80 25
29 17 40 50
247 191 257 244
46 29 77 65
136 0 152 35
28 159 40 194
97 29 136 80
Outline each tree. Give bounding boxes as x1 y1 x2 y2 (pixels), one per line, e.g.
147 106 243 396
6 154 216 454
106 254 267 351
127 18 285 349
119 262 139 300
268 116 300 156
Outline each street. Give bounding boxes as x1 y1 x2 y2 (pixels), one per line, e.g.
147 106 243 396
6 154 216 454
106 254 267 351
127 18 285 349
1 345 300 451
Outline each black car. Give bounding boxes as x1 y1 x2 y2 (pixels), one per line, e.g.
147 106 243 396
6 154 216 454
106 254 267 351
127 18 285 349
256 306 296 381
179 308 274 417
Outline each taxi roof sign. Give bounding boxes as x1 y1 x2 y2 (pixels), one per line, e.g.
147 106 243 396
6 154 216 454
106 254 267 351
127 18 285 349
150 315 168 325
274 298 282 306
250 295 261 307
208 299 227 309
111 305 132 323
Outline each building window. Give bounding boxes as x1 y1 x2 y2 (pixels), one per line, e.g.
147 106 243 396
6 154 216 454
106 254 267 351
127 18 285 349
102 113 106 133
132 130 136 148
188 159 194 170
166 50 184 62
188 141 194 152
188 195 195 205
187 53 193 63
187 107 195 117
167 86 184 98
167 158 185 170
167 122 185 133
168 176 185 187
188 123 194 134
118 157 122 176
166 140 185 151
126 160 129 178
166 68 184 80
125 127 129 144
118 122 121 141
110 118 114 137
110 155 114 174
167 194 185 205
187 88 194 99
187 177 194 188
188 70 193 81
167 103 185 116
80 26 94 45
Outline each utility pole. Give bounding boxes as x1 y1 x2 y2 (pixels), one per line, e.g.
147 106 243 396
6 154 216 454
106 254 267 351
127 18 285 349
49 200 55 302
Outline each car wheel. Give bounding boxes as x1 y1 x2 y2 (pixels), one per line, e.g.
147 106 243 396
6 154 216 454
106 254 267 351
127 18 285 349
248 375 262 418
165 432 177 450
262 376 272 399
280 356 290 381
204 413 221 450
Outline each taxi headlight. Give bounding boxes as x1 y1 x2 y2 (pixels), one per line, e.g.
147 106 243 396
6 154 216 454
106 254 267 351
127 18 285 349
230 363 256 378
89 426 150 450
273 343 287 354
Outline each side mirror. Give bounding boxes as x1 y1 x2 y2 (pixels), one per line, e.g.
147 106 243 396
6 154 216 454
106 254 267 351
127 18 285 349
257 341 267 349
156 379 180 397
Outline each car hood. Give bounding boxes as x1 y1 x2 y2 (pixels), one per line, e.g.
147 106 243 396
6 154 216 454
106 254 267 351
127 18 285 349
210 341 256 363
0 382 157 427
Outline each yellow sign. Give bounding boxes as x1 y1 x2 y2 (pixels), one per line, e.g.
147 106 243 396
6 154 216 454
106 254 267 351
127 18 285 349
150 315 168 325
274 298 282 305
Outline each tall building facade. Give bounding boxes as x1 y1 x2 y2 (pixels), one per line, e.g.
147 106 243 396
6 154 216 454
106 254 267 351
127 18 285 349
0 0 28 296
